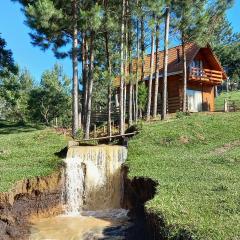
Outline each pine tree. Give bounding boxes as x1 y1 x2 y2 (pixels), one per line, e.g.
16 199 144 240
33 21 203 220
172 0 233 112
162 6 170 120
135 8 140 122
0 34 18 77
172 0 205 112
82 32 88 129
127 0 134 127
120 0 126 135
85 32 95 139
146 16 156 121
15 0 80 136
208 1 237 80
72 0 79 136
15 0 107 138
103 0 112 137
153 22 160 118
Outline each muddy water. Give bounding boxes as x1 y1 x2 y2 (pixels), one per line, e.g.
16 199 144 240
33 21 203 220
29 146 132 240
30 209 131 240
63 145 128 214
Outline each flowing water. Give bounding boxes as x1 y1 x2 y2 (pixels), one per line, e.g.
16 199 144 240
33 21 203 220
30 145 132 240
64 145 127 214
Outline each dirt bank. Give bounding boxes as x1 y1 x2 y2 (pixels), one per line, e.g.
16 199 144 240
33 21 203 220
0 171 64 240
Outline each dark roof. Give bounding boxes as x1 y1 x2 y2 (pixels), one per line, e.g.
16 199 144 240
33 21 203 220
114 42 227 86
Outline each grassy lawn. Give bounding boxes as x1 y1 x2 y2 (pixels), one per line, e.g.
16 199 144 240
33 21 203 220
127 112 240 240
0 121 67 192
215 91 240 111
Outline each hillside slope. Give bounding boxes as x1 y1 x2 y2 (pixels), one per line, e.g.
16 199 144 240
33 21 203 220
0 121 67 192
127 112 240 240
215 91 240 111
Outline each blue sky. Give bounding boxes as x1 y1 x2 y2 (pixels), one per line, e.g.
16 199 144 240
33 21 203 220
0 0 239 82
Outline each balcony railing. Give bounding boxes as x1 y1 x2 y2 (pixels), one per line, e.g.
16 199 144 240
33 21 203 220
189 67 223 84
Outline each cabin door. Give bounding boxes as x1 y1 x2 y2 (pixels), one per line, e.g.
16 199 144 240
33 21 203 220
187 89 202 112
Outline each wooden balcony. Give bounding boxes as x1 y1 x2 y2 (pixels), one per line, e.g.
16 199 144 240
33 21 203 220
189 67 223 85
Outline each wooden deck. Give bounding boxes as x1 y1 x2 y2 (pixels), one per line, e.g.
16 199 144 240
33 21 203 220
189 67 223 85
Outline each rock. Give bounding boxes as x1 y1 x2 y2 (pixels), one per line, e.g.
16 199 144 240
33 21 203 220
0 220 7 236
6 225 21 238
0 213 15 225
68 140 79 148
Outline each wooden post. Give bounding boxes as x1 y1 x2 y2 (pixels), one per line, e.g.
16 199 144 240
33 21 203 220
55 117 58 127
224 99 228 112
94 124 97 138
215 86 218 97
226 77 229 92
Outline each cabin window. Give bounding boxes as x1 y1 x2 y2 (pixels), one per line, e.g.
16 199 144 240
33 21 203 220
191 59 203 69
191 59 203 76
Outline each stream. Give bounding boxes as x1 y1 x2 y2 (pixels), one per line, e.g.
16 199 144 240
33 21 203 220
29 145 140 240
29 209 132 240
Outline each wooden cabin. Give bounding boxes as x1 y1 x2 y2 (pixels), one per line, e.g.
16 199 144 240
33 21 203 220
114 43 227 114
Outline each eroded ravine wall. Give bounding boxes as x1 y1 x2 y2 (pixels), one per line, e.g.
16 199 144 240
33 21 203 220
0 171 64 240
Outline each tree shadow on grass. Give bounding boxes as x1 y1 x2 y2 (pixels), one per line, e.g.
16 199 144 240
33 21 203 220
0 120 44 135
54 146 68 159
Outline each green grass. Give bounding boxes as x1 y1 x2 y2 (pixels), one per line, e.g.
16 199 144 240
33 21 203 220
127 113 240 240
215 91 240 111
0 121 67 192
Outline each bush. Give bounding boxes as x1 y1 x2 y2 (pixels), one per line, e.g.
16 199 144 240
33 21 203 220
76 128 84 140
176 111 190 119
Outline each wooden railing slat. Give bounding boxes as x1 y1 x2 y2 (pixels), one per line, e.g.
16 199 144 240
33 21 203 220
190 67 223 84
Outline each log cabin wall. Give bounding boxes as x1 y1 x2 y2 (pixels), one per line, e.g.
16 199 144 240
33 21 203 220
187 81 215 112
202 85 215 111
183 49 219 112
113 43 226 119
167 75 182 113
117 71 215 117
144 75 181 114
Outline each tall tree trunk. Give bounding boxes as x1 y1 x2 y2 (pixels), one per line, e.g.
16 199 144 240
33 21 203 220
105 32 112 137
146 22 155 121
133 86 135 121
135 14 139 123
119 0 126 135
162 7 170 120
108 81 112 137
128 0 133 126
104 0 112 137
128 61 133 126
123 0 128 127
153 23 160 118
78 104 82 128
182 38 187 112
123 82 127 125
82 32 88 128
140 15 145 82
85 32 94 139
72 0 79 137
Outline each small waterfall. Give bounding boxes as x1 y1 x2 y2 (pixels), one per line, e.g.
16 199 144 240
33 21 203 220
63 145 127 215
64 157 85 215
